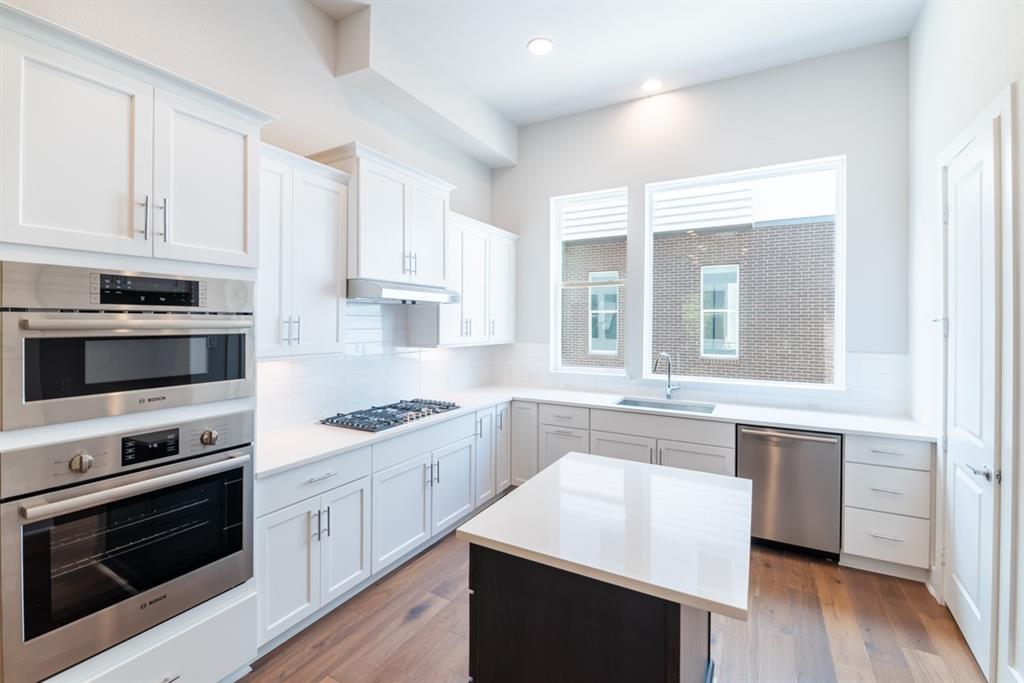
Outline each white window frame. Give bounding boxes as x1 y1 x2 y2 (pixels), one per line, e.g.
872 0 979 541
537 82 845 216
642 155 847 389
699 265 739 359
588 271 619 355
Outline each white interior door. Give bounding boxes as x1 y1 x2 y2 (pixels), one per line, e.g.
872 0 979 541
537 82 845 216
944 118 1000 680
290 168 346 355
153 88 258 266
0 32 153 257
256 157 293 358
408 179 448 287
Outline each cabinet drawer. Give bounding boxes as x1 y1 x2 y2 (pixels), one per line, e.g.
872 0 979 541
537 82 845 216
256 447 371 517
843 507 930 568
658 439 735 476
539 403 590 429
590 409 733 448
845 435 932 471
590 431 655 463
844 462 930 518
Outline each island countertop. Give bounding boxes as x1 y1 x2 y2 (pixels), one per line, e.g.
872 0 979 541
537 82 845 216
456 451 753 620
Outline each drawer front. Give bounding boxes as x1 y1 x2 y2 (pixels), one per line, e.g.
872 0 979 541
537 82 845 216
539 403 590 429
590 430 656 464
843 507 930 568
844 462 930 518
257 447 371 517
590 409 733 448
539 425 589 470
658 439 735 476
845 435 933 471
372 414 476 472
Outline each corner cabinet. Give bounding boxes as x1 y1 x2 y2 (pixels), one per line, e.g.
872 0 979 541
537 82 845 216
311 143 454 287
408 212 518 347
0 13 271 266
257 145 349 358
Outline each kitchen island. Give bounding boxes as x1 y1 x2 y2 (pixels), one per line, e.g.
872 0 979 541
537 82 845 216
456 452 752 683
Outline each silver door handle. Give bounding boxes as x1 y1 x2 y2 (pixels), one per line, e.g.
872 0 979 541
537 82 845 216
402 252 408 274
435 461 441 484
20 319 253 331
868 532 904 543
283 317 293 344
307 471 337 483
425 462 433 487
870 487 905 495
294 316 302 345
739 428 839 444
412 252 418 275
966 464 993 481
490 320 495 336
476 418 483 438
323 506 331 537
137 195 150 239
21 453 250 521
157 197 168 242
311 509 321 541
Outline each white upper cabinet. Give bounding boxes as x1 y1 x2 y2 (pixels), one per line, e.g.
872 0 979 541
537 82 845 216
312 143 454 287
0 13 271 265
257 146 349 358
408 212 518 348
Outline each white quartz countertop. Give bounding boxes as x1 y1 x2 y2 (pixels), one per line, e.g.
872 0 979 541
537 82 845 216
256 384 937 478
456 452 753 619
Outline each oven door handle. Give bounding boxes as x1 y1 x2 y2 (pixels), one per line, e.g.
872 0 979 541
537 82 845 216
20 319 253 332
19 454 251 522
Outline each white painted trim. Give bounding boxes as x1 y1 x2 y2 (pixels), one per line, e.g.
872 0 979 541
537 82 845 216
309 141 456 192
259 143 351 185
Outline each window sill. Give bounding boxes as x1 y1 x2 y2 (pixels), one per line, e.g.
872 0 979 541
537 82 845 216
642 373 847 392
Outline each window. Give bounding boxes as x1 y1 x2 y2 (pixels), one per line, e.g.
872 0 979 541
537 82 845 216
552 188 627 372
589 271 619 354
701 265 738 357
646 157 844 385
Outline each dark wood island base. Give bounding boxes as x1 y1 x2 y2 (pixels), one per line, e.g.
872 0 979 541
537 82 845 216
469 544 714 683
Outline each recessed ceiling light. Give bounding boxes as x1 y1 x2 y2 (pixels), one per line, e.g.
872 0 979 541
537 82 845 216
641 79 663 93
527 37 554 56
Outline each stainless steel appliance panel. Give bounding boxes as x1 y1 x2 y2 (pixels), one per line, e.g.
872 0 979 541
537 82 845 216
736 425 842 554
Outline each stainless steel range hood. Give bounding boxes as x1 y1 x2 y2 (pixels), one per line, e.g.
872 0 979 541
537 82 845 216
347 278 460 304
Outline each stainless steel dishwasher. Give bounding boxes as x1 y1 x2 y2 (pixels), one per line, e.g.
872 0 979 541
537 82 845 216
737 425 842 555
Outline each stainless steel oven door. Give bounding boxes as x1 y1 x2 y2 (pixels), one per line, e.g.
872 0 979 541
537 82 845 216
0 447 253 683
2 311 254 429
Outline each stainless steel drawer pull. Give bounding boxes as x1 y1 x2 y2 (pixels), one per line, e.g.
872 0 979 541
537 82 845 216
552 414 573 420
307 472 337 483
870 487 905 495
739 428 839 444
869 449 904 456
551 430 577 436
162 676 181 683
868 532 904 543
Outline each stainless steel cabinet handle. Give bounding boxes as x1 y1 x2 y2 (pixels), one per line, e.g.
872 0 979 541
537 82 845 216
966 464 993 481
657 447 664 465
283 317 293 345
312 509 322 541
435 461 441 484
476 418 483 438
324 506 331 537
137 194 150 239
402 252 409 274
552 414 573 420
870 487 905 495
739 428 839 445
412 252 418 275
161 676 181 683
307 471 337 483
157 197 168 242
425 462 433 487
868 532 904 543
20 453 250 521
294 316 302 345
490 320 495 336
551 430 576 436
869 449 904 457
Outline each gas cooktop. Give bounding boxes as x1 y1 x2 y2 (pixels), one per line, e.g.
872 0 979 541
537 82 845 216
320 399 460 432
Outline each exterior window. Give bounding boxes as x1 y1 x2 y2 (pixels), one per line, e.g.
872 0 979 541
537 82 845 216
700 265 738 357
552 188 627 373
589 271 619 354
646 156 844 385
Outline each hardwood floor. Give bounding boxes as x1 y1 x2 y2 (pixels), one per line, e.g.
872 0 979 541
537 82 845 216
242 535 984 683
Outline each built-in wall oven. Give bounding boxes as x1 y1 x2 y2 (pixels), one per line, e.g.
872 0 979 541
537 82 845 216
0 411 254 683
0 262 254 430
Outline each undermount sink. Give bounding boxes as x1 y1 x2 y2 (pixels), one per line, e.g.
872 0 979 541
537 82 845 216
616 397 716 414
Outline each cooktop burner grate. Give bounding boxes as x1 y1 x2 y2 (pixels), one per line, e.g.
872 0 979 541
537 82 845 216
320 399 460 432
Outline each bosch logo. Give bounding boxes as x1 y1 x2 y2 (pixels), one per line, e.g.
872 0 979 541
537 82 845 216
140 594 167 610
138 396 167 404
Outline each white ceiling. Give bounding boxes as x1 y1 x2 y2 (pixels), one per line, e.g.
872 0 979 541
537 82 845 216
360 0 923 126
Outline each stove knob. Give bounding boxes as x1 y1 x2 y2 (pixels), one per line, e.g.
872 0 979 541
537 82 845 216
69 452 95 474
200 429 219 446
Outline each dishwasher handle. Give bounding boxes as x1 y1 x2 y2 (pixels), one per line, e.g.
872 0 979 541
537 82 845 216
739 427 839 445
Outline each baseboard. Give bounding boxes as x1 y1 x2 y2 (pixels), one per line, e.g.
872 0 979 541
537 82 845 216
839 552 931 584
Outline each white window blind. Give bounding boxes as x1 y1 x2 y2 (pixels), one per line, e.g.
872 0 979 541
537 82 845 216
650 183 754 233
555 188 628 241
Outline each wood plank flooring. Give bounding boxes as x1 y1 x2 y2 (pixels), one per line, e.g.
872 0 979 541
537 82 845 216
242 535 984 683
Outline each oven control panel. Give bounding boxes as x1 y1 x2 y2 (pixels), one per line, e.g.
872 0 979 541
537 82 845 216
92 272 206 307
122 428 180 466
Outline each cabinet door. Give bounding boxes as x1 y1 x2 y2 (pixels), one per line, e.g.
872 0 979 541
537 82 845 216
371 453 431 573
408 179 447 287
255 497 321 646
291 168 346 355
475 408 496 506
1 33 153 257
357 158 409 282
321 476 371 604
495 403 512 491
658 439 736 476
462 227 489 343
511 401 539 485
488 234 516 342
589 430 655 464
256 157 293 358
432 436 476 535
539 425 589 471
152 88 258 266
437 221 465 345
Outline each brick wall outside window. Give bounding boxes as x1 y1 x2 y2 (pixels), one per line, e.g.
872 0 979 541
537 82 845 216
560 236 627 369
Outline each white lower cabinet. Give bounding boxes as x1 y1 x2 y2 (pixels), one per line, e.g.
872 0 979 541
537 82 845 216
539 424 589 470
372 453 432 573
495 403 511 491
256 476 371 645
589 430 655 463
432 436 476 533
511 401 539 485
475 408 496 506
657 439 736 476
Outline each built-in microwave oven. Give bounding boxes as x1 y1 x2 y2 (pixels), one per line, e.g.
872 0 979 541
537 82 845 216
0 262 254 430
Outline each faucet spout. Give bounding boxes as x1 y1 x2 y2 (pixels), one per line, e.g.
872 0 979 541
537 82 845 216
655 352 681 400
